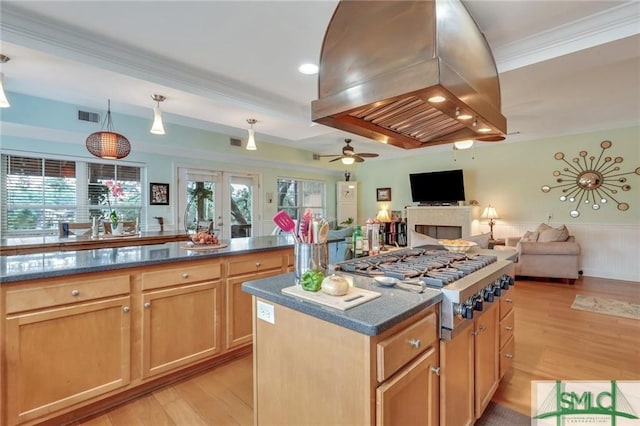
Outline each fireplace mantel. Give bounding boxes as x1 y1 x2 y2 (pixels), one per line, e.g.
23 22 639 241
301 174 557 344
406 206 474 245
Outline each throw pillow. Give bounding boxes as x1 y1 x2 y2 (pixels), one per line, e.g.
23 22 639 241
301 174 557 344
463 233 491 249
520 230 539 242
537 224 570 242
409 229 440 247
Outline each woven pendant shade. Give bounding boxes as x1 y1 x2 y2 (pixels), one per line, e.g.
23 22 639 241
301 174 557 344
86 99 131 159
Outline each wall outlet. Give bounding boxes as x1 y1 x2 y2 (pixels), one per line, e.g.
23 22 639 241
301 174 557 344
257 300 275 324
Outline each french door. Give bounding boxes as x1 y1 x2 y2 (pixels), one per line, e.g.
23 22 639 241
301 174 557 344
177 168 258 239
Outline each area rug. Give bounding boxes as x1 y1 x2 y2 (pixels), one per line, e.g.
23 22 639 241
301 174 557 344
476 402 530 425
571 294 640 320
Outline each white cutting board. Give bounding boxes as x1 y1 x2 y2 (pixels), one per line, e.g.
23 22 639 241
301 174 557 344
282 285 381 310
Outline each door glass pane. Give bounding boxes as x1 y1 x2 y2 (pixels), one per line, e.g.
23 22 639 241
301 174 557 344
230 177 253 238
185 180 215 234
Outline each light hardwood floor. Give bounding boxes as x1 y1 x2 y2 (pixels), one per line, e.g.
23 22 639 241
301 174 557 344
73 276 640 425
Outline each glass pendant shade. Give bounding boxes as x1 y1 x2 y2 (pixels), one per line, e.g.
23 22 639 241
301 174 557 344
0 72 10 108
86 100 131 159
150 107 165 134
246 128 257 150
341 156 355 165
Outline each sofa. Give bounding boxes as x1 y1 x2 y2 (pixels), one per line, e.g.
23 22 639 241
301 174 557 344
505 224 581 283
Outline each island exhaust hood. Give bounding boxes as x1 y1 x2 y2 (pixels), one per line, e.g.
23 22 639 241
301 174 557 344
311 0 507 150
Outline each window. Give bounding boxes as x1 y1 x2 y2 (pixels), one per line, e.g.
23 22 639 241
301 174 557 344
1 154 143 236
276 178 325 221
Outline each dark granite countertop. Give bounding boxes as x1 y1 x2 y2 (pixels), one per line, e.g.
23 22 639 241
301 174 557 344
242 273 443 336
1 235 296 284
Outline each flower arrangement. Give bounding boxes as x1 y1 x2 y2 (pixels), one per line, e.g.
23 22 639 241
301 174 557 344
104 181 124 231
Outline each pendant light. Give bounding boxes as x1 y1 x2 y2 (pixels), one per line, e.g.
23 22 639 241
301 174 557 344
0 54 11 108
86 99 131 159
246 118 257 150
150 94 166 135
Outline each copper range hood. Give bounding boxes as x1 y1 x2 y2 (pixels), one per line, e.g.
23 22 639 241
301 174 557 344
311 0 507 150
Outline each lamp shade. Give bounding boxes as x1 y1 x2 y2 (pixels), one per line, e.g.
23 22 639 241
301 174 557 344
376 209 391 222
150 106 165 135
481 205 499 220
86 131 131 160
0 72 9 108
246 128 257 150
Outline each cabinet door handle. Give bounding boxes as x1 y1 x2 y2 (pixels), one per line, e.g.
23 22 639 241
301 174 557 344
71 289 80 297
505 326 513 331
431 367 441 376
408 338 421 349
144 302 151 309
123 306 130 313
182 273 189 279
479 325 487 332
256 262 261 267
505 298 513 303
471 331 479 336
505 353 513 359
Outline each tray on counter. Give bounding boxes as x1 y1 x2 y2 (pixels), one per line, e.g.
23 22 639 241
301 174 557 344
282 285 380 310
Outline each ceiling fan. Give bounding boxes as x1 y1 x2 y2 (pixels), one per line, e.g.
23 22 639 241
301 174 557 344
319 139 379 164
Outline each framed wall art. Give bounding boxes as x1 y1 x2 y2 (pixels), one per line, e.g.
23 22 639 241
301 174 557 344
376 187 392 202
150 182 170 205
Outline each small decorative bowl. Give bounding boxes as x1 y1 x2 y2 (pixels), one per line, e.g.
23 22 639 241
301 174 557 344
438 240 477 253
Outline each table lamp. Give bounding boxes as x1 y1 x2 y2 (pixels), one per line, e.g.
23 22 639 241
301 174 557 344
481 204 499 240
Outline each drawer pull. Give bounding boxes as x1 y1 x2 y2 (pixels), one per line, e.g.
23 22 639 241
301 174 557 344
505 353 513 359
71 289 80 297
144 302 151 309
431 367 441 376
256 262 261 267
471 330 479 336
505 326 513 331
479 325 487 332
505 298 513 303
408 338 421 349
123 306 130 313
182 273 189 279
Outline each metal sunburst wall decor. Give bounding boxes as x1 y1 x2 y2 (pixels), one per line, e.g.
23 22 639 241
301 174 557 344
541 140 640 218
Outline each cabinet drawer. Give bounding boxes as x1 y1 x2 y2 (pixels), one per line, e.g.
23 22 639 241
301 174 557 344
499 289 515 319
377 312 437 382
227 253 285 277
6 274 130 314
141 261 221 291
499 309 515 349
499 335 515 378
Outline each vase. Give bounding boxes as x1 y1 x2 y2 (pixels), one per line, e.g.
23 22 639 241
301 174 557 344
111 222 121 236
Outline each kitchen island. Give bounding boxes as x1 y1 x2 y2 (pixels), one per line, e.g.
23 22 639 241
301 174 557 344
0 236 295 426
242 247 517 426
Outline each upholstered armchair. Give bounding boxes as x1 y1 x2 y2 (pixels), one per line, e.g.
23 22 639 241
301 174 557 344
506 224 581 283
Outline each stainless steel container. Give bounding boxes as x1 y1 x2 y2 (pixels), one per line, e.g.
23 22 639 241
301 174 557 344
294 243 328 283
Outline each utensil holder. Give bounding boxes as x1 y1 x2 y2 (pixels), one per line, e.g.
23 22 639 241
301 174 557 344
294 242 328 283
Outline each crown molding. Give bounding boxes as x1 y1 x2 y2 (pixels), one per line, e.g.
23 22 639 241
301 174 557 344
494 1 640 73
0 4 309 123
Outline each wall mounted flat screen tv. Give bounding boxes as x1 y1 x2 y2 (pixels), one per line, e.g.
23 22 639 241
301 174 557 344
409 169 465 205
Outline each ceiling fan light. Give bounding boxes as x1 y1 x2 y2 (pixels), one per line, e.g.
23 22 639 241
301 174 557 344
454 140 474 150
341 156 355 165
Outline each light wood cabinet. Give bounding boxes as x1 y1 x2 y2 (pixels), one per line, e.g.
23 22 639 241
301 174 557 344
225 250 288 350
253 298 438 425
140 260 224 379
376 346 439 426
4 273 132 426
141 281 222 378
474 301 499 417
499 287 516 378
440 299 500 425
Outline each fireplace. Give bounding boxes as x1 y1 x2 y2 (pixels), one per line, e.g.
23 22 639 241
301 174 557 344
406 206 474 246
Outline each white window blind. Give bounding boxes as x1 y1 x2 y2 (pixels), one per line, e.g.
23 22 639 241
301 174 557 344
2 154 143 236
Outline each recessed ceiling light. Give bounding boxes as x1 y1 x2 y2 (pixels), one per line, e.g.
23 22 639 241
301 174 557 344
298 63 319 75
478 127 492 133
428 95 446 103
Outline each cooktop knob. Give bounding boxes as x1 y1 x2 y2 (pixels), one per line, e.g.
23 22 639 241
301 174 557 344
483 288 494 302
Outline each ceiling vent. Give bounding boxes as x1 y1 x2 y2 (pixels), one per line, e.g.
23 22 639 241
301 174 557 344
313 153 321 161
230 137 242 147
78 110 100 123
